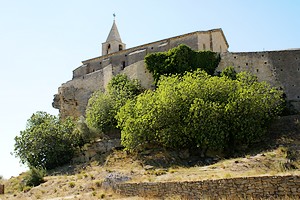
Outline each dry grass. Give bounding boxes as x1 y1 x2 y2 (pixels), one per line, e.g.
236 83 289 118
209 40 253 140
1 115 300 199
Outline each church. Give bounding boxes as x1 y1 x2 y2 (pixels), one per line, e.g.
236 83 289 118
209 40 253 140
53 20 300 118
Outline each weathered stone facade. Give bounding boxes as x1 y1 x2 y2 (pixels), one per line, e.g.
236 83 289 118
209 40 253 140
217 50 300 111
113 175 300 199
53 23 229 118
53 21 300 118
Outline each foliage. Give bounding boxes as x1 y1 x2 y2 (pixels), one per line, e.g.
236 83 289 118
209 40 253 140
86 74 144 134
14 111 80 170
145 44 220 84
23 167 46 187
117 69 284 153
86 92 115 134
107 74 144 109
220 66 237 80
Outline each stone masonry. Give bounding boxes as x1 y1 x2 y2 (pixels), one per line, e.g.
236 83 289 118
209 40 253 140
0 184 4 195
53 20 229 119
113 175 300 199
53 20 300 119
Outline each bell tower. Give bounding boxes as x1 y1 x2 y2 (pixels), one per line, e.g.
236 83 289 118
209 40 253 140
102 15 126 56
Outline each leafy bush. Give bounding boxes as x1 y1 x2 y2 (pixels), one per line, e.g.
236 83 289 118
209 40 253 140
220 66 237 80
145 44 220 84
23 167 46 187
86 91 115 134
117 69 283 153
14 111 79 170
86 74 144 134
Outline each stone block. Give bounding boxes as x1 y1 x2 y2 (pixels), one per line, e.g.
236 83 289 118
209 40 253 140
0 184 4 194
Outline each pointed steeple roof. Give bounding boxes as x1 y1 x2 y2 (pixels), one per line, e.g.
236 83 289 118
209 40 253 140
106 20 122 43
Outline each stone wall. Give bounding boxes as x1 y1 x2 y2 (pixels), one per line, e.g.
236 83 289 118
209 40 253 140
122 60 154 89
114 175 300 199
72 138 121 163
53 29 228 118
72 29 228 79
53 67 106 119
217 50 300 111
0 184 4 194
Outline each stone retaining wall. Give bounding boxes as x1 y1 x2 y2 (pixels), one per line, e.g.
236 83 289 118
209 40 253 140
0 184 4 194
72 139 121 163
114 175 300 199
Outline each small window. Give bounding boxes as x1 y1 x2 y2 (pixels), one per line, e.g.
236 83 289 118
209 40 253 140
264 62 267 64
121 61 126 70
246 63 248 66
256 69 259 72
203 44 206 50
107 44 111 54
119 44 123 51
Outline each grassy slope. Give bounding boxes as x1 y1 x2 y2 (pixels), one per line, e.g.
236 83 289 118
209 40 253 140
1 115 300 200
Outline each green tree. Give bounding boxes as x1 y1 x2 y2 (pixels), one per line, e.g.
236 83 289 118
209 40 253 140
86 91 115 134
117 69 283 153
14 111 79 170
145 44 220 84
220 66 237 80
23 167 46 187
86 74 144 135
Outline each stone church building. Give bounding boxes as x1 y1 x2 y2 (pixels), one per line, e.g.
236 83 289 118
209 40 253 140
53 20 300 118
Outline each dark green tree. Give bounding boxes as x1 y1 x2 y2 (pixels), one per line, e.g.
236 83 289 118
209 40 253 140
14 111 79 170
117 69 283 153
145 44 220 84
86 74 144 134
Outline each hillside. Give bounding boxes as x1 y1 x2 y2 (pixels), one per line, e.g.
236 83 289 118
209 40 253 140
1 114 300 200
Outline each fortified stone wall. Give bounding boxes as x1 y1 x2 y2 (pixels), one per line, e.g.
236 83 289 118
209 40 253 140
53 67 106 119
114 175 300 199
53 29 228 118
121 60 154 89
53 29 300 119
217 50 300 111
53 60 154 118
72 29 228 79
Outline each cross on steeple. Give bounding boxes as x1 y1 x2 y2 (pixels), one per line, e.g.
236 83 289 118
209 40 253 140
101 15 126 56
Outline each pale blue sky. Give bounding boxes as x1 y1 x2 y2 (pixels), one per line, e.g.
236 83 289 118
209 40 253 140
0 0 299 178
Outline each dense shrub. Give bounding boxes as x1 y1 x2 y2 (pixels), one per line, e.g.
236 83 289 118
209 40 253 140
117 69 283 153
86 91 115 134
86 74 144 134
14 111 80 170
145 44 220 84
23 167 46 187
